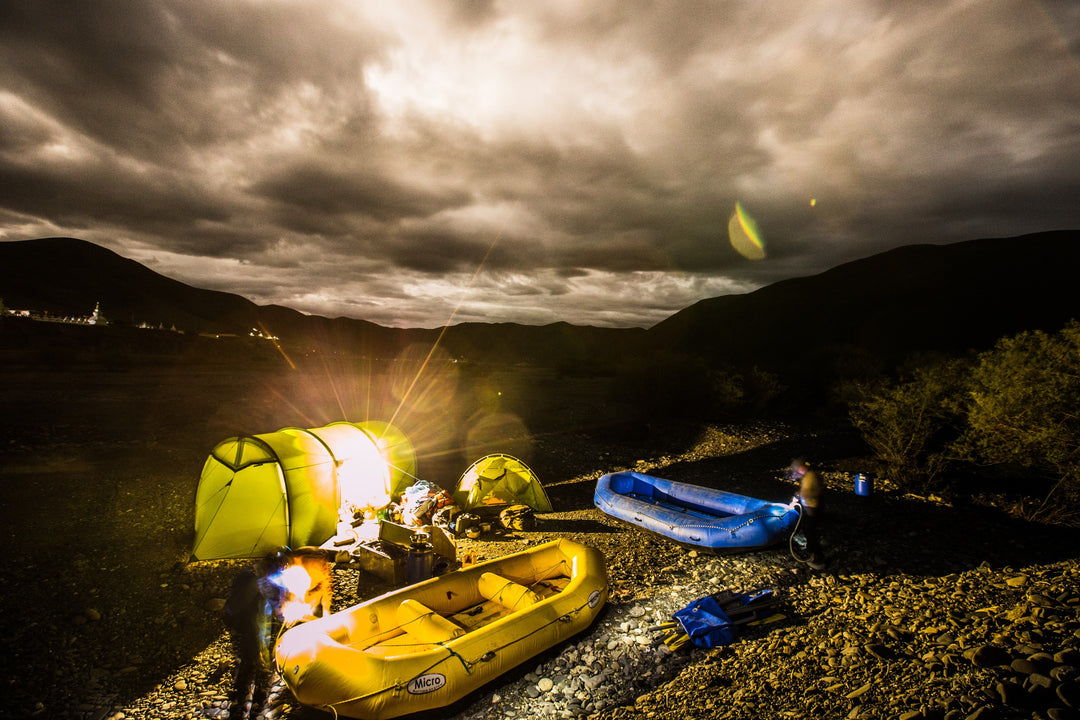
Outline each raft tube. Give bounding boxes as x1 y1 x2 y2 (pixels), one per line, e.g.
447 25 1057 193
274 538 608 720
593 471 798 553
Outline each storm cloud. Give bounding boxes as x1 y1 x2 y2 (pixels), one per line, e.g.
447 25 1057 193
2 0 1079 327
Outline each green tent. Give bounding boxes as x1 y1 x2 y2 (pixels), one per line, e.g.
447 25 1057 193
452 454 553 512
192 421 414 560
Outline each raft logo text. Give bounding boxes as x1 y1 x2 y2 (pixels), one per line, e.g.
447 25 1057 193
407 673 447 695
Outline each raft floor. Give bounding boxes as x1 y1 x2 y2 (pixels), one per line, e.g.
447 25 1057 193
363 576 571 657
623 491 734 521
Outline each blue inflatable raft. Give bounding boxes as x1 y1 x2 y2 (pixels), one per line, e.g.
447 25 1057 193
593 471 799 553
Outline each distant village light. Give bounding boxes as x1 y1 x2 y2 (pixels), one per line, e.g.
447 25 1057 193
4 301 109 327
3 301 187 334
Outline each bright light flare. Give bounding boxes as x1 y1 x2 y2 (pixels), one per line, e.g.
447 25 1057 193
359 420 418 502
335 428 393 517
274 564 321 626
728 201 766 260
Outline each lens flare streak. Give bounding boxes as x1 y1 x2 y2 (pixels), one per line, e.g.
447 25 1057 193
728 202 766 261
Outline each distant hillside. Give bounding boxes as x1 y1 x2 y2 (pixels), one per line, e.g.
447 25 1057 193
0 237 642 367
0 236 401 343
649 229 1080 377
0 237 290 329
4 232 1078 378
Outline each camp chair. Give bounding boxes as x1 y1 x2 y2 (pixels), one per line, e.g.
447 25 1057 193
650 589 782 651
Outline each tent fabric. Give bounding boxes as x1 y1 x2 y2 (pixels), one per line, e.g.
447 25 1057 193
193 421 410 561
452 454 553 513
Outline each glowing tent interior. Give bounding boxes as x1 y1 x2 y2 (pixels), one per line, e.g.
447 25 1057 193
453 454 553 512
192 421 415 560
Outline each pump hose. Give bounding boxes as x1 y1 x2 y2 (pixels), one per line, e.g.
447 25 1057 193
788 500 812 564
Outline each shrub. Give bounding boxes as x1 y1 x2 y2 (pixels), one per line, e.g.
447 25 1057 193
950 321 1080 519
844 358 968 491
740 366 785 416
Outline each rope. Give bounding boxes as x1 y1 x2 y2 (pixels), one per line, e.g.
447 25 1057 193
725 511 770 534
438 640 472 674
388 462 423 484
661 507 794 534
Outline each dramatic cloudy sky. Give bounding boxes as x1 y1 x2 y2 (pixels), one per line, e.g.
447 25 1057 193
2 1 1079 328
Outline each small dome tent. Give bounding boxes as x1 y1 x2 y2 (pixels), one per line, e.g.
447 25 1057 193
453 454 553 512
193 421 414 560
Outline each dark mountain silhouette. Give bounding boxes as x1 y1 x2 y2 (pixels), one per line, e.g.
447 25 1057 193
0 237 642 367
0 236 391 339
2 231 1078 377
650 228 1080 377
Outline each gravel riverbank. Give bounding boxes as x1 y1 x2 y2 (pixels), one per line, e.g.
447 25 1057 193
6 421 1080 720
119 554 1080 720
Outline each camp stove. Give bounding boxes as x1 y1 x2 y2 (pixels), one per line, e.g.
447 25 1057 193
350 520 456 587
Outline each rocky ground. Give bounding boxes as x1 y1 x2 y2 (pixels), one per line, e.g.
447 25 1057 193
3 362 1080 720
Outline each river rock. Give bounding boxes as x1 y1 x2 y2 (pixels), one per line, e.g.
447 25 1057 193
1058 680 1080 709
969 645 1010 668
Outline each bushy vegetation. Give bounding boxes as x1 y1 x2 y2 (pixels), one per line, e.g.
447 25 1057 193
842 357 968 490
952 322 1080 518
843 321 1080 523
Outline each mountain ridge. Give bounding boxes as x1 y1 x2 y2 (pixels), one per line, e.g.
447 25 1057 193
0 237 643 366
3 231 1079 373
650 229 1080 371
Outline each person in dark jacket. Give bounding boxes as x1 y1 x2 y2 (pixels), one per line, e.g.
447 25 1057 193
791 458 827 570
223 552 285 720
223 547 334 719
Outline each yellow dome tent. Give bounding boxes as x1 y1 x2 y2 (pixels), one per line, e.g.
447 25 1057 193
192 421 414 560
452 454 553 512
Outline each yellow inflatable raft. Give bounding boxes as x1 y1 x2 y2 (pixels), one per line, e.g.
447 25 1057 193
274 538 608 720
